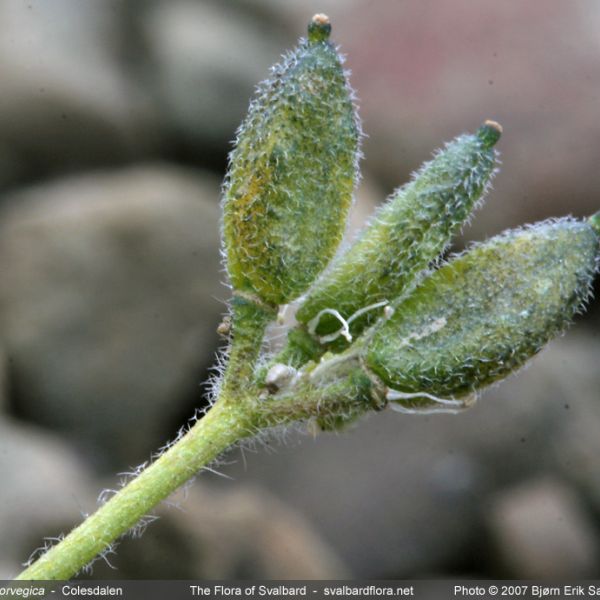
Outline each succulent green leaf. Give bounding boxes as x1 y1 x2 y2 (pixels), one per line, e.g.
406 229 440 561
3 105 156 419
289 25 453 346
364 218 599 404
295 121 501 340
222 14 360 306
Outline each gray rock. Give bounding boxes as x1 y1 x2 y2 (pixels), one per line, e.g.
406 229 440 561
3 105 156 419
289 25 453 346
0 165 224 467
178 485 348 579
488 478 600 578
551 334 600 510
143 1 289 149
0 562 19 580
0 0 158 184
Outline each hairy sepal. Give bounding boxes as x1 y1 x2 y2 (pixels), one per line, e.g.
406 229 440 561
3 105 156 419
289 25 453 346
365 218 599 405
296 122 501 341
222 20 360 306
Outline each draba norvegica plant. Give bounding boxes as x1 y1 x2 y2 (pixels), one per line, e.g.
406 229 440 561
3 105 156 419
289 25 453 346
17 14 600 580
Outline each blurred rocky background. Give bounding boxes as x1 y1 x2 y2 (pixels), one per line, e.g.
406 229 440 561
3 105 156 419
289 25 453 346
1 0 600 580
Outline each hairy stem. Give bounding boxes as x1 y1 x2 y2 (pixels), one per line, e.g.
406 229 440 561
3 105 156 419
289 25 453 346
18 297 274 579
16 399 252 580
16 342 374 580
17 295 276 581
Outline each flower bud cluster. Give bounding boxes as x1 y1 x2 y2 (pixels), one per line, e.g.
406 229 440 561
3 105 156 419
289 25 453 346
222 14 600 419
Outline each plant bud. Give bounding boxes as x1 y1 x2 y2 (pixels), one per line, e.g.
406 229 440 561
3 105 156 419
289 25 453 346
296 121 501 340
222 14 360 306
364 218 599 404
